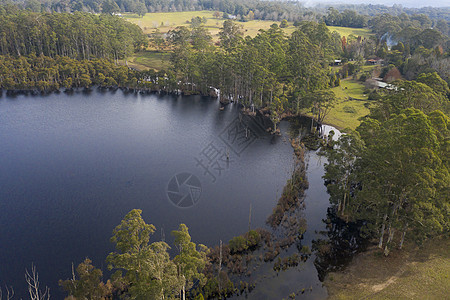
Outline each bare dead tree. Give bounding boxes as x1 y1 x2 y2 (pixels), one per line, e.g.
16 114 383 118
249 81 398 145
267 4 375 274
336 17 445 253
25 264 50 300
0 285 15 300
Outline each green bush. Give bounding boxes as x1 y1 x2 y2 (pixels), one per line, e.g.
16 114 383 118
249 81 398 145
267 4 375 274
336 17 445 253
343 106 357 114
246 230 261 248
229 236 248 253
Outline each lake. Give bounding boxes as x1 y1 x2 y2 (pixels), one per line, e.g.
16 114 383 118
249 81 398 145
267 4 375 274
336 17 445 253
0 90 338 299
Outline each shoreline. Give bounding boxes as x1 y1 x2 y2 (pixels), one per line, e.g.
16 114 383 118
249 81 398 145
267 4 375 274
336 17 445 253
1 86 351 133
324 236 450 299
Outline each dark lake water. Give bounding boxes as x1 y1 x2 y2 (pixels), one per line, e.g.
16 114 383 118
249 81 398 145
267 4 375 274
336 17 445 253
0 90 338 299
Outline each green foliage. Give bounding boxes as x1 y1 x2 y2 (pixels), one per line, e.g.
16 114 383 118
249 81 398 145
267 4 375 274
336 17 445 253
171 224 208 298
324 8 366 28
325 105 449 253
59 258 112 299
305 90 337 124
218 19 244 51
370 80 446 121
0 11 146 60
246 230 261 248
101 0 119 15
228 235 248 253
280 19 288 28
416 72 450 99
107 209 182 299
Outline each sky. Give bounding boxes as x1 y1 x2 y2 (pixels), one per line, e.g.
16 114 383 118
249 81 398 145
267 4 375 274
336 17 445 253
301 0 449 8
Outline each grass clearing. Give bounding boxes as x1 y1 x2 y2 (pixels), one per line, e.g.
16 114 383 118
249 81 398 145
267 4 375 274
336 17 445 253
125 11 360 40
325 237 450 300
122 51 170 71
327 26 373 39
334 79 368 101
302 79 371 131
125 11 291 39
327 79 370 131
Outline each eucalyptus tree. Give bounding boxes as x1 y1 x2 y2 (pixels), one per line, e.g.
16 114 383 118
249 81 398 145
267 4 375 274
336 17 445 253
304 89 336 127
416 72 450 99
370 80 446 122
325 105 449 255
171 224 208 300
218 20 244 53
287 29 329 114
356 109 449 254
107 209 182 299
59 258 111 299
324 132 365 220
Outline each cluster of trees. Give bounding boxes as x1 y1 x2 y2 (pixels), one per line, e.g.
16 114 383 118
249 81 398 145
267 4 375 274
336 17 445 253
5 0 449 26
315 4 450 23
385 45 449 82
369 12 448 47
58 209 297 299
0 55 142 91
0 10 146 60
60 209 208 299
166 20 343 128
324 7 366 28
324 75 449 255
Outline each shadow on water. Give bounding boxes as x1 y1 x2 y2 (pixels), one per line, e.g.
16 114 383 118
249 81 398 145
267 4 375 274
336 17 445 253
313 208 370 282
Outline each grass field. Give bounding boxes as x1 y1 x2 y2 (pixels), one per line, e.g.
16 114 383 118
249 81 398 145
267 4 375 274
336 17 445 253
125 11 366 40
123 51 170 71
325 237 450 300
301 78 370 131
327 25 373 39
125 11 295 38
326 79 370 131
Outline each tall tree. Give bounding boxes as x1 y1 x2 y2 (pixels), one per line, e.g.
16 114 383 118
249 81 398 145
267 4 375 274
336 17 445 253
59 258 112 299
171 224 208 300
218 20 243 52
107 209 182 299
370 80 445 121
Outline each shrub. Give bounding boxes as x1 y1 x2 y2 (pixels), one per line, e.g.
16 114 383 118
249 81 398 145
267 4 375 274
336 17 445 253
343 106 357 114
246 230 261 248
229 236 248 253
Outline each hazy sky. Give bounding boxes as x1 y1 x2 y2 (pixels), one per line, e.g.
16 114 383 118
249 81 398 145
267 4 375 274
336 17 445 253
302 0 449 8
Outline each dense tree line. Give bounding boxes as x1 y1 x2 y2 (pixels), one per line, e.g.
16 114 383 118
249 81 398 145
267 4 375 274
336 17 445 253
315 3 450 22
4 0 449 26
324 7 367 28
165 20 343 129
324 75 449 255
0 54 186 93
369 12 448 45
0 9 146 60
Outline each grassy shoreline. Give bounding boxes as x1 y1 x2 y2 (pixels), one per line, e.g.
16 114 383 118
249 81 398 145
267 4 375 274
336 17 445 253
324 237 450 299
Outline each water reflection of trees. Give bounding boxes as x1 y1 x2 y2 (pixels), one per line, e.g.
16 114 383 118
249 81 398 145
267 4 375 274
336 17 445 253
312 208 370 281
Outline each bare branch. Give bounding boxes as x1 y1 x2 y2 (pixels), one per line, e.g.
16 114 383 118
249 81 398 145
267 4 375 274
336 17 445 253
0 285 15 300
25 263 50 300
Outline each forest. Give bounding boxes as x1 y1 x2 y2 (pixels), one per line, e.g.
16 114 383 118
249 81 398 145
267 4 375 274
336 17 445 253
0 0 449 298
3 0 450 24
